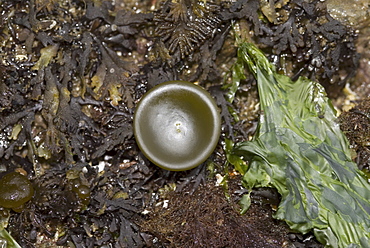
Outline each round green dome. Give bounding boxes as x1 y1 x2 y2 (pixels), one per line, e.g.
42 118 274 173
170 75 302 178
0 172 34 209
134 81 221 171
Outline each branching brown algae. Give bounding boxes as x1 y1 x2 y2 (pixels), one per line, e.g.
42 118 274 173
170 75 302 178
0 0 367 247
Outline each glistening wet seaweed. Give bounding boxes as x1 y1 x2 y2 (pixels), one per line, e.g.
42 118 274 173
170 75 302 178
0 0 362 247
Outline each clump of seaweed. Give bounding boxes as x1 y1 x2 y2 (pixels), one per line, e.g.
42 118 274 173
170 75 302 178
140 181 293 248
0 0 364 247
153 0 222 62
223 0 359 97
0 0 153 246
339 98 370 172
0 0 149 166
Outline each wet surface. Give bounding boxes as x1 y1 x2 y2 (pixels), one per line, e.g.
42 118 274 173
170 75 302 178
0 0 368 247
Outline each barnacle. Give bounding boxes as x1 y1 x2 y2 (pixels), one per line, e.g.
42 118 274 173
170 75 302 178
154 0 222 60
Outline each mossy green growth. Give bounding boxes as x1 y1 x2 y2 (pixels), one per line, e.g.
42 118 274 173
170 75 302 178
0 172 34 209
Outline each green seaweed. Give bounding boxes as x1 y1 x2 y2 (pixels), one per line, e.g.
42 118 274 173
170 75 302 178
0 229 22 248
0 208 21 248
230 42 370 248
